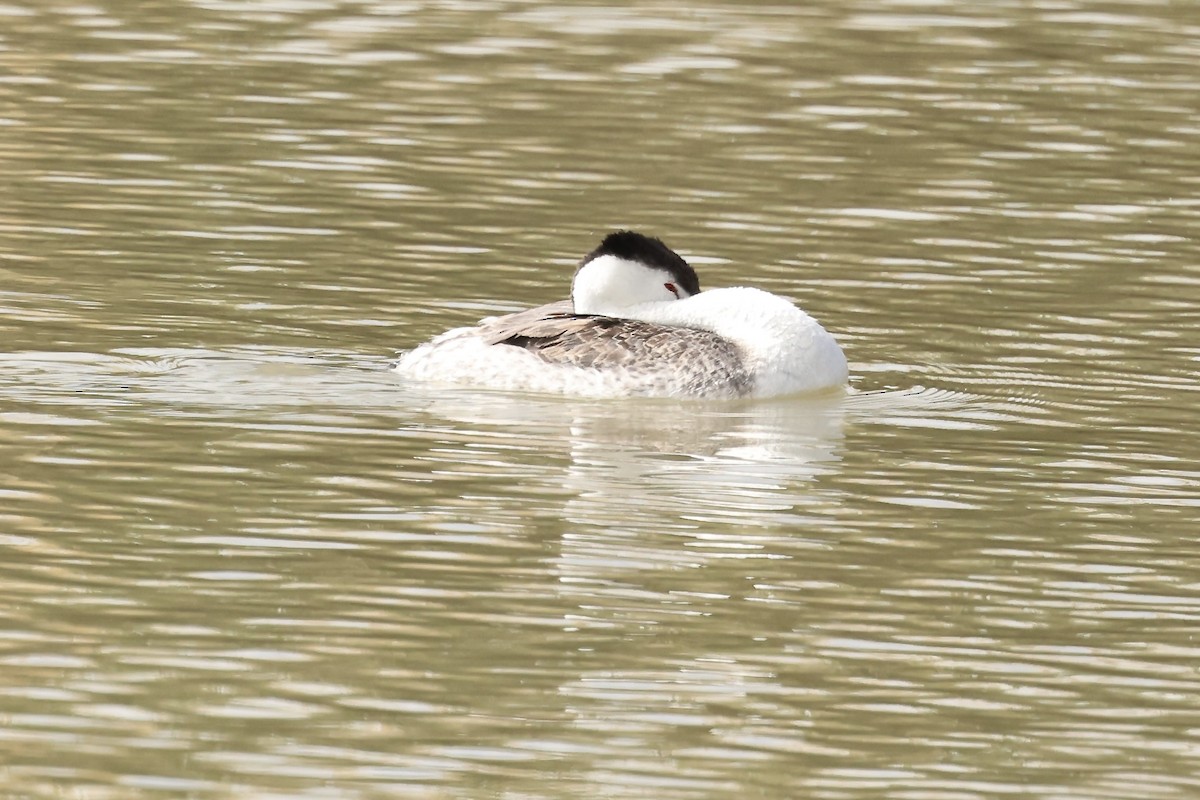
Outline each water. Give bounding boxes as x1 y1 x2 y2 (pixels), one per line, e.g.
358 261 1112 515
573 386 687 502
3 1 1200 798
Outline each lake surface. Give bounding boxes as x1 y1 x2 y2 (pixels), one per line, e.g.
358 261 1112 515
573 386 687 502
3 1 1200 798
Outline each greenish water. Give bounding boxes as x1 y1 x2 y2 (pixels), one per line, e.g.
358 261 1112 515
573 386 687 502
2 1 1200 798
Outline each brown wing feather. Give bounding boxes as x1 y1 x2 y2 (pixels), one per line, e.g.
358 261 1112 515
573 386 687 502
481 305 753 397
476 301 574 342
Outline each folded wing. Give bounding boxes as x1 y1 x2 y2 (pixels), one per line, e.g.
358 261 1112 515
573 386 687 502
480 302 753 396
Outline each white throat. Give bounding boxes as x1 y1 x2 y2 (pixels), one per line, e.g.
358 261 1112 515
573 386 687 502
617 287 850 396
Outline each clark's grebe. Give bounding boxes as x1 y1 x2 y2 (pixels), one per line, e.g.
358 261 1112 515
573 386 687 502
395 231 848 398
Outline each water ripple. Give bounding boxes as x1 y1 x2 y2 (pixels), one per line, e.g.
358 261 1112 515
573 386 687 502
2 0 1200 798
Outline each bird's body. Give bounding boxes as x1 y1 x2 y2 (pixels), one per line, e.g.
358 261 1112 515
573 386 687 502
395 232 847 399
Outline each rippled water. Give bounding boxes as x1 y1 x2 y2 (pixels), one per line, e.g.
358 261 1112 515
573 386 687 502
3 1 1200 798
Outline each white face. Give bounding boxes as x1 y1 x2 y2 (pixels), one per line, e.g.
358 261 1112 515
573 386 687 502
572 254 692 316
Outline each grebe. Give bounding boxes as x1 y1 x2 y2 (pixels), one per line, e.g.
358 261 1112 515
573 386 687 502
394 231 847 398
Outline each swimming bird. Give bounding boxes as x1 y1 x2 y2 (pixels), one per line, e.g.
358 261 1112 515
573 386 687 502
394 231 848 398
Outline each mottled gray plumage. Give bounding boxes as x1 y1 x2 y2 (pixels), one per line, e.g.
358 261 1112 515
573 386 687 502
471 300 754 398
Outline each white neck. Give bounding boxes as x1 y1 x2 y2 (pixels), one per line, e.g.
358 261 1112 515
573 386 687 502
620 287 849 396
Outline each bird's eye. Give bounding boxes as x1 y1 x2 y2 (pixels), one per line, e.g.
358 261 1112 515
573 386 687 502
664 282 680 299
